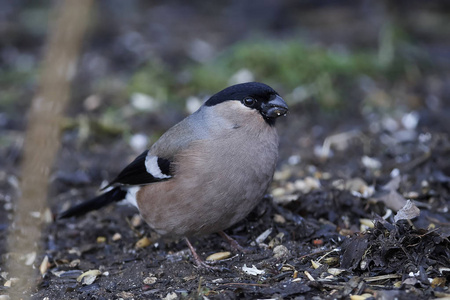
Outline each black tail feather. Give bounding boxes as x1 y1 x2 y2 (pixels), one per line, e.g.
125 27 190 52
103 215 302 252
58 187 127 219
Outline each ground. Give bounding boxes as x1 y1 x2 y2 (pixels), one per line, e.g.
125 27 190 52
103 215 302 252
0 2 449 299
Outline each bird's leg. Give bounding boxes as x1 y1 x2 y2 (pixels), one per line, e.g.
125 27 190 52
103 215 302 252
184 237 223 270
219 231 252 253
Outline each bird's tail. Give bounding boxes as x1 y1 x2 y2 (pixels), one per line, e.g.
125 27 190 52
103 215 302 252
58 187 127 219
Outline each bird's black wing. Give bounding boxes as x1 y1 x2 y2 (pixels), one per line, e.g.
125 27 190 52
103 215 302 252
102 150 172 190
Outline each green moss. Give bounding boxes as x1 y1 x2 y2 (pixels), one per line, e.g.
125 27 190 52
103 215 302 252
128 38 421 110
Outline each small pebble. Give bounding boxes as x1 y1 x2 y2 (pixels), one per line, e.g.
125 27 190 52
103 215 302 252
116 291 134 299
162 292 178 300
273 214 286 224
143 276 157 285
83 95 102 111
273 245 289 259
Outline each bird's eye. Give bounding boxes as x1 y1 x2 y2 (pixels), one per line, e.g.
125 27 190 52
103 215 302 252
243 97 256 107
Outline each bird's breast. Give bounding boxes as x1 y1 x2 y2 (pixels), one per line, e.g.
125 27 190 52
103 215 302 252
137 124 279 238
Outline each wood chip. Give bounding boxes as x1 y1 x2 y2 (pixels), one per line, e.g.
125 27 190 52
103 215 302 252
116 291 134 299
431 277 446 288
112 233 122 241
363 274 401 282
242 264 265 276
255 228 272 244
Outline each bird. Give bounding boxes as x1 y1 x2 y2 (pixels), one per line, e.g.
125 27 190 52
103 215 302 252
59 82 288 269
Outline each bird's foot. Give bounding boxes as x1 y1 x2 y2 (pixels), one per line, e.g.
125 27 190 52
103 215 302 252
184 238 228 271
219 231 253 254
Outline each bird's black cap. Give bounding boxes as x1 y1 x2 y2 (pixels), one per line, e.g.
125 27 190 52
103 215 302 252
205 82 278 107
205 82 288 125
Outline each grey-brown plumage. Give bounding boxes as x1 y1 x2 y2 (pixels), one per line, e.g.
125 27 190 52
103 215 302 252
139 100 279 237
59 82 288 268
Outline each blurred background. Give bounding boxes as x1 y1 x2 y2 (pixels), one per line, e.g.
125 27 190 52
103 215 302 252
0 0 450 297
1 0 449 153
0 1 449 153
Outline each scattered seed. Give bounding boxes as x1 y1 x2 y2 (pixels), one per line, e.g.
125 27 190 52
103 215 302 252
350 294 373 300
96 236 106 243
112 233 122 241
360 218 374 228
24 252 36 266
273 214 286 224
43 208 53 223
255 228 272 244
206 251 231 261
271 187 286 198
135 237 151 248
328 268 345 276
39 255 49 275
77 270 101 285
311 260 321 269
69 259 80 268
131 214 142 227
304 270 315 281
323 257 339 265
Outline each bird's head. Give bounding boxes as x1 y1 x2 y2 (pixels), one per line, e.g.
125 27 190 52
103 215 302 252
205 82 288 126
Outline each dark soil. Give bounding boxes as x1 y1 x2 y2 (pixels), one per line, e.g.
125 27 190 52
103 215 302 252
4 103 449 299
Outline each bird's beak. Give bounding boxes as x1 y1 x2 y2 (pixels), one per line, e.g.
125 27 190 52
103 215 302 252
262 95 289 119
